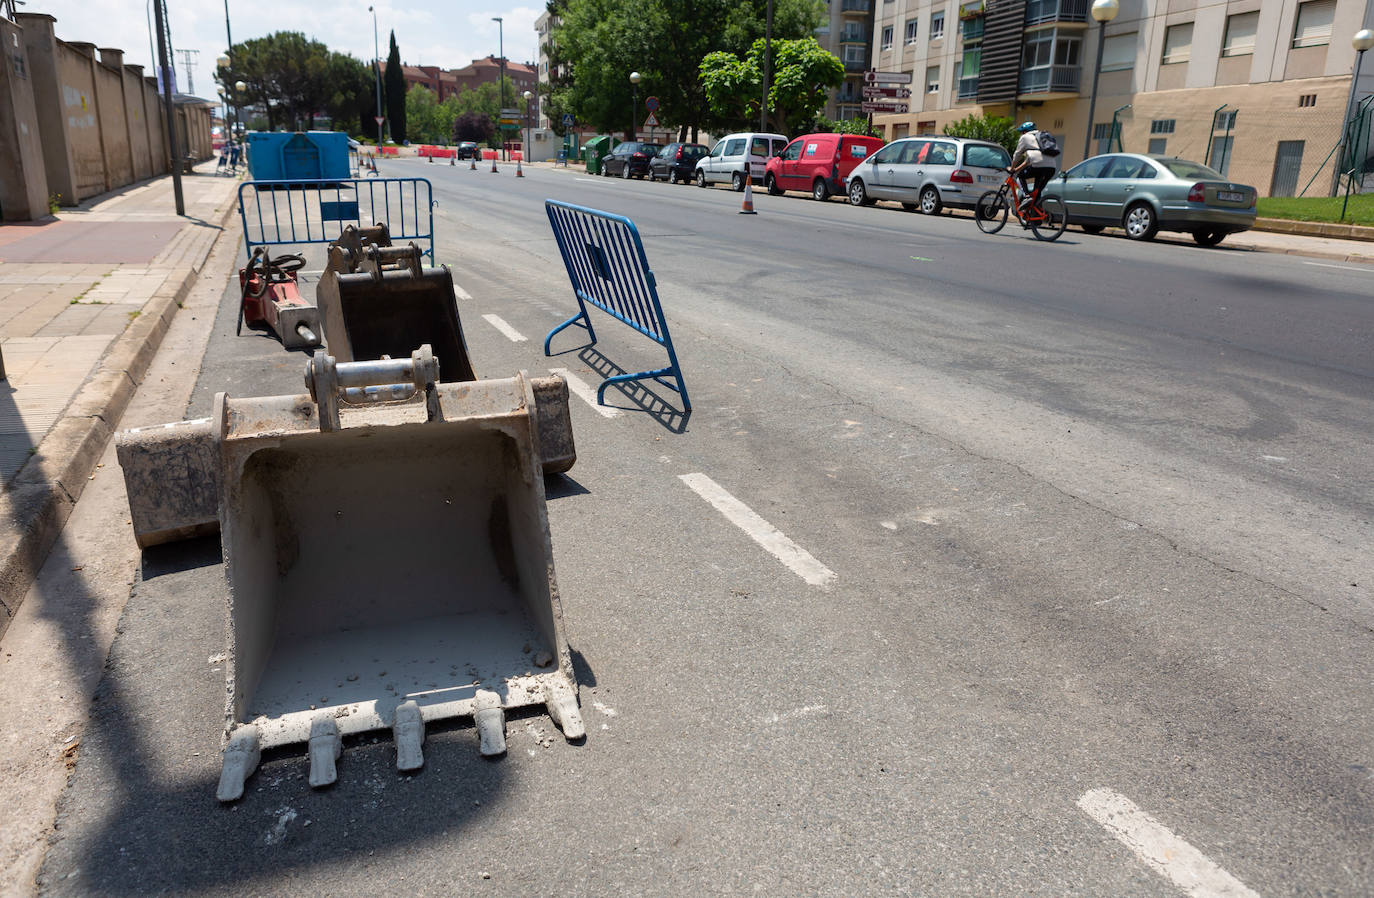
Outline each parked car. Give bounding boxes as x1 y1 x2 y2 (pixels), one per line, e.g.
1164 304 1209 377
845 136 1011 213
649 142 709 183
1043 153 1257 245
764 133 885 201
601 141 664 178
695 132 789 191
456 141 479 160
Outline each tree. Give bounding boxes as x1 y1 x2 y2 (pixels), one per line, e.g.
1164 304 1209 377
405 85 457 144
453 111 495 145
943 113 1019 154
700 37 843 134
214 33 373 135
812 114 877 136
384 31 405 142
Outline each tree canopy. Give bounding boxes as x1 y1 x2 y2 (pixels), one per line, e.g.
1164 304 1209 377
384 31 406 142
214 32 373 134
943 113 1019 154
700 37 843 134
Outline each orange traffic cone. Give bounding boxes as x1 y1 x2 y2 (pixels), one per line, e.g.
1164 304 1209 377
428 153 433 163
491 153 499 173
739 173 757 214
516 158 524 178
470 154 477 170
450 154 455 166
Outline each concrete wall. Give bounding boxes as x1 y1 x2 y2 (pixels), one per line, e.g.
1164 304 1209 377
0 17 52 220
58 42 107 199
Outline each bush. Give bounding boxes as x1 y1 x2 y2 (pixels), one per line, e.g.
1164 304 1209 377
943 113 1018 154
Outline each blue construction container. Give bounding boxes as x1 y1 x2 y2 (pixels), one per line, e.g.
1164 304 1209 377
245 131 351 181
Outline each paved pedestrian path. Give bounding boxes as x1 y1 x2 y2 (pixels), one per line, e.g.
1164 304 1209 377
0 160 241 634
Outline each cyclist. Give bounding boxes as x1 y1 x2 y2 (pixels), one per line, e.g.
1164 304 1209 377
1010 121 1058 214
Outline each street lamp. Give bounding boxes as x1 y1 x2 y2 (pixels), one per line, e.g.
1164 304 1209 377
523 90 533 164
1082 0 1120 161
369 6 384 143
216 54 231 137
1336 28 1374 202
493 17 506 158
629 70 641 140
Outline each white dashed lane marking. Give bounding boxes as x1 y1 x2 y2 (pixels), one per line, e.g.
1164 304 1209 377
1078 789 1259 898
481 314 527 342
678 473 836 587
548 367 621 418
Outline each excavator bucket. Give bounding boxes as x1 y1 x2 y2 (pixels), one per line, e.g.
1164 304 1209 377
214 348 584 803
315 240 477 383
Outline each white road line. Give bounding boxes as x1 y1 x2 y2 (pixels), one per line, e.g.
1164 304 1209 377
1302 261 1370 272
1077 789 1259 898
482 313 527 342
548 367 621 418
453 283 472 300
677 473 836 587
574 178 602 182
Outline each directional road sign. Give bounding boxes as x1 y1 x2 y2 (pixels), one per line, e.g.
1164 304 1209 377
864 70 914 84
861 101 910 114
501 107 522 117
863 85 912 99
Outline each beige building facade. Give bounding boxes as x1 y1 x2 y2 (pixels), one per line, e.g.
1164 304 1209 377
867 0 1374 196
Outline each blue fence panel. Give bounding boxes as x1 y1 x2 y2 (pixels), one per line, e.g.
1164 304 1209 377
237 177 434 261
543 200 690 411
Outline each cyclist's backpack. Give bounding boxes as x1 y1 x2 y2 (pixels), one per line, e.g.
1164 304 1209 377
1037 130 1061 157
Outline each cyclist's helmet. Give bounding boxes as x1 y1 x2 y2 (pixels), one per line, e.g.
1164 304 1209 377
1017 121 1036 133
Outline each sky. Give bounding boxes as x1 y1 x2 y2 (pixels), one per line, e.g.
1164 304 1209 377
27 0 543 104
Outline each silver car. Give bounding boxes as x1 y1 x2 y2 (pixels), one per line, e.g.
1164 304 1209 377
1044 153 1257 245
845 137 1011 213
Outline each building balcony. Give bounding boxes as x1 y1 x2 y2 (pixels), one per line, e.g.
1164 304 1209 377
957 76 980 100
840 0 870 14
962 17 985 41
839 28 868 43
959 0 984 17
1025 0 1088 26
844 58 870 72
1018 63 1081 95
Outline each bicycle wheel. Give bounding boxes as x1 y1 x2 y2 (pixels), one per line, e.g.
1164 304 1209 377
1030 196 1068 242
975 189 1008 234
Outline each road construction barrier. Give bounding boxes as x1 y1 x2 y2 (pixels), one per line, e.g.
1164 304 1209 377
238 177 434 262
543 200 691 410
212 352 584 801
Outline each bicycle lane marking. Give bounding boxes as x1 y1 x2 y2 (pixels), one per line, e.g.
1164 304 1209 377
481 314 527 342
677 473 836 587
548 367 621 418
1077 789 1260 898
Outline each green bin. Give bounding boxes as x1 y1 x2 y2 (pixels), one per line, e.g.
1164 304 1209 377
583 135 619 176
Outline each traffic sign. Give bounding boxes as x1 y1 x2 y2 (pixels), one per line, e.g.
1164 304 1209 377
499 122 521 131
863 85 912 99
864 70 913 84
861 101 909 114
501 107 522 116
498 117 520 125
644 112 659 128
645 95 659 112
374 115 385 127
561 112 575 128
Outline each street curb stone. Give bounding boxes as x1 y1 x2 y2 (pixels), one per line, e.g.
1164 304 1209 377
1252 217 1374 242
0 196 238 638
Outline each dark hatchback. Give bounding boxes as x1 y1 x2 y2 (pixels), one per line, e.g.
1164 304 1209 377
601 141 664 179
649 143 709 183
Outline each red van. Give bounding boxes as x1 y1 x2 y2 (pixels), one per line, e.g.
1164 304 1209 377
764 133 885 201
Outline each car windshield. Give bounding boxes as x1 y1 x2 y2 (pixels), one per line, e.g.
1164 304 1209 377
1159 158 1227 180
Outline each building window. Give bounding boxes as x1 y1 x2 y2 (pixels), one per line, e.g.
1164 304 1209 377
1211 136 1233 175
882 26 894 51
1215 109 1236 130
1292 0 1335 48
1092 122 1114 154
1100 33 1135 71
1298 93 1317 107
930 10 945 41
1222 12 1258 56
926 64 941 93
1150 119 1175 134
905 19 919 44
844 45 866 64
1162 22 1192 64
1147 137 1167 155
917 120 937 135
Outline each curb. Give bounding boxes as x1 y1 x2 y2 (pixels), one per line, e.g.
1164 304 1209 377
0 195 240 637
1251 217 1374 243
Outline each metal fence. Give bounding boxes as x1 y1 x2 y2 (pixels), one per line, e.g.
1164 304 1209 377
237 177 435 260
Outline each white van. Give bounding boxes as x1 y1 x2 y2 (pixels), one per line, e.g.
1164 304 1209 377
695 132 789 191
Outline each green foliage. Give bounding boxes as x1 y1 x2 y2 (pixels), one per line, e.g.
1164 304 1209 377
1256 194 1374 226
943 113 1019 154
453 111 495 145
700 37 842 134
384 31 405 142
812 115 877 136
214 32 373 135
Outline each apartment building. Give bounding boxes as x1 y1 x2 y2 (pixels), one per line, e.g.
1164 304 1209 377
868 0 1374 196
818 0 879 118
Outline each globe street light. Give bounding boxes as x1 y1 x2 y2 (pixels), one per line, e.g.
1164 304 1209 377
493 17 507 158
629 70 641 141
1082 0 1120 161
523 90 533 164
369 6 384 142
1338 28 1374 202
216 54 232 137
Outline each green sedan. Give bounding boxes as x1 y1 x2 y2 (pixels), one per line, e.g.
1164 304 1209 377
1043 153 1257 247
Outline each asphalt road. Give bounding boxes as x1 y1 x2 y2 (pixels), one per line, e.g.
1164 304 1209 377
37 158 1374 896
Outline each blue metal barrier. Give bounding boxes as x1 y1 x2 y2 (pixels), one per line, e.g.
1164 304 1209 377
237 177 434 261
543 200 690 411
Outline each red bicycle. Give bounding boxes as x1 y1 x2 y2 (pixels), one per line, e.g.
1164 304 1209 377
975 168 1067 241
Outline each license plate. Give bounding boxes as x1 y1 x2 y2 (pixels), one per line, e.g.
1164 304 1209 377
1218 190 1244 203
978 175 998 183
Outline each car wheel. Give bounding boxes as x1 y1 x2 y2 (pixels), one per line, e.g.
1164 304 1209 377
622 163 632 179
1080 224 1105 235
812 179 829 202
696 169 707 188
1193 229 1226 247
667 170 677 184
1123 202 1159 241
920 185 942 215
731 171 745 192
848 178 870 206
766 175 783 196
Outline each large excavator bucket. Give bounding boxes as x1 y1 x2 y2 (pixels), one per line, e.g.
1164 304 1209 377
315 240 477 383
214 348 583 803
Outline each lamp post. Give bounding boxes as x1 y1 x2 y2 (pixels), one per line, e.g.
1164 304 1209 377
629 70 641 140
760 0 773 131
221 0 237 136
1081 0 1119 161
216 54 230 137
523 90 533 163
369 6 384 143
493 17 506 158
1337 29 1374 207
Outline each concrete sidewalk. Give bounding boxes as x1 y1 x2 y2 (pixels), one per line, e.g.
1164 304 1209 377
0 161 241 635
